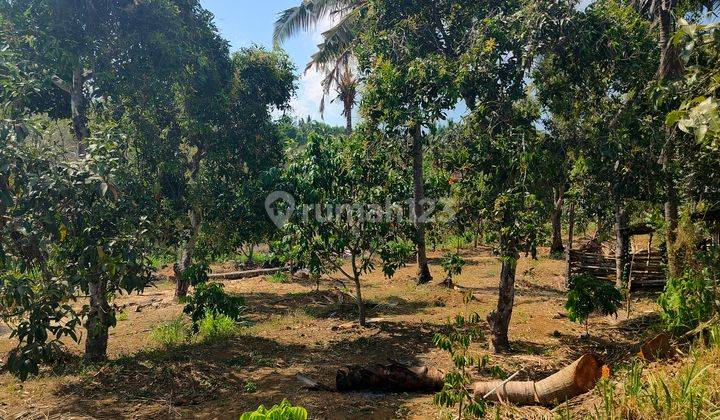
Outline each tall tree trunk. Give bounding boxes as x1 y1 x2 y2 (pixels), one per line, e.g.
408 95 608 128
85 279 111 362
564 202 576 288
487 235 519 353
411 123 432 284
658 0 682 279
657 0 683 82
614 202 631 290
550 185 565 255
71 67 89 157
174 209 200 300
174 147 205 300
62 65 106 361
344 105 353 135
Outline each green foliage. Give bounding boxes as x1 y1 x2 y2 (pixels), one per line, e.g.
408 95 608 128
591 335 720 419
239 400 308 420
197 312 237 341
149 316 190 348
181 283 245 333
379 239 414 278
182 263 210 287
0 119 157 379
277 132 412 325
244 380 258 393
440 252 466 281
667 20 720 149
268 272 289 284
658 249 720 334
433 293 486 419
565 275 622 333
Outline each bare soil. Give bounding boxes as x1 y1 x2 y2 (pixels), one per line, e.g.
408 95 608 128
0 247 661 419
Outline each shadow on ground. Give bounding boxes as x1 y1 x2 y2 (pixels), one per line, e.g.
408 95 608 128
50 319 442 419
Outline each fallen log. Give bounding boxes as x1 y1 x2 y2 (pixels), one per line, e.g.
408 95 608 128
336 361 445 392
473 354 606 406
207 267 285 281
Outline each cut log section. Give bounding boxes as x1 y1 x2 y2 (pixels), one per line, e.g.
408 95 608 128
207 267 285 281
336 361 445 392
638 332 674 361
473 354 606 406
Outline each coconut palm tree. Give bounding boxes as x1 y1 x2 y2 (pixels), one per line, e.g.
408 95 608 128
274 0 364 134
629 0 686 279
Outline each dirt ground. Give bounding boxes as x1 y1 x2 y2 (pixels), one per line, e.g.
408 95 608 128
0 247 662 419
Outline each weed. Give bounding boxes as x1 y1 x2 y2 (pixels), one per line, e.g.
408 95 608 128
244 380 257 392
149 316 189 348
268 272 288 283
181 282 245 332
589 337 720 419
197 312 237 342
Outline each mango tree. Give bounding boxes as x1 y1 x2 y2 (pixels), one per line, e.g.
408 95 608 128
279 131 412 326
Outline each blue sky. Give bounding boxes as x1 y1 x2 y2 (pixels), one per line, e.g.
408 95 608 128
200 0 348 127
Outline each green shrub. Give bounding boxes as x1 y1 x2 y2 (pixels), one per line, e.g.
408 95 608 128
433 293 486 419
268 272 288 283
244 380 257 393
239 400 308 420
565 275 622 335
182 282 245 332
182 262 210 286
149 316 189 348
658 270 716 334
440 252 466 286
198 312 237 341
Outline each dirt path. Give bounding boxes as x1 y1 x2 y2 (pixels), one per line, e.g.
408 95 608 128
0 248 661 419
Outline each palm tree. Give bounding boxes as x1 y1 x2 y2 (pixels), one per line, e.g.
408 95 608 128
275 0 433 285
274 0 364 134
629 0 685 278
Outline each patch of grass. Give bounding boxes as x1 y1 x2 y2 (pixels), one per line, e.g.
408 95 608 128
116 311 129 322
149 316 189 348
267 272 288 283
247 308 314 335
590 328 720 419
197 312 237 342
244 380 257 393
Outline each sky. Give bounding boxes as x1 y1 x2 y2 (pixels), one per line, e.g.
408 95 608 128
200 0 348 127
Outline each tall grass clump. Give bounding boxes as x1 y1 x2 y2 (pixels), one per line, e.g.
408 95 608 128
590 329 720 419
197 312 237 342
149 316 190 348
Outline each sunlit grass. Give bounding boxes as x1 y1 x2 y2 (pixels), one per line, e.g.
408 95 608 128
590 326 720 419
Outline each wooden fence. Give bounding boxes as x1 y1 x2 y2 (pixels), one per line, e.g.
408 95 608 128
567 249 666 290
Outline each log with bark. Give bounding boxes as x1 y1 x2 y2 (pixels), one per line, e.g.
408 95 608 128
473 354 606 406
302 354 605 408
207 267 285 281
336 361 445 392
